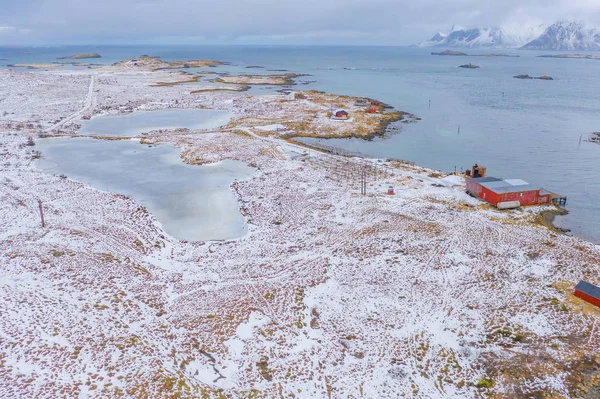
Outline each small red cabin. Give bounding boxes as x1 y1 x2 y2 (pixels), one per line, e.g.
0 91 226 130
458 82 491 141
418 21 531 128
574 281 600 308
335 110 348 118
466 177 551 209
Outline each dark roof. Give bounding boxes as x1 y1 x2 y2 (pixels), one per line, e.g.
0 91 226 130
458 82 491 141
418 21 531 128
482 180 540 194
470 177 501 183
575 280 600 299
472 176 542 194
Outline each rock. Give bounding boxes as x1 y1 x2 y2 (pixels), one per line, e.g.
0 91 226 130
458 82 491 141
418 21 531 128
459 63 480 69
58 53 102 60
431 50 468 56
514 74 554 80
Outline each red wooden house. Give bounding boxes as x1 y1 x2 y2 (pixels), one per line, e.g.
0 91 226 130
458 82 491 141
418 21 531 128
466 177 551 209
574 281 600 308
333 110 349 120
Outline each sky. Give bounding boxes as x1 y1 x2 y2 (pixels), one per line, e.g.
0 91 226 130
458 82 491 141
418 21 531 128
1 0 600 45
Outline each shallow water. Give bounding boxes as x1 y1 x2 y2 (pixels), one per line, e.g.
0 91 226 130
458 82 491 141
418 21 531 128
35 137 254 241
79 109 232 136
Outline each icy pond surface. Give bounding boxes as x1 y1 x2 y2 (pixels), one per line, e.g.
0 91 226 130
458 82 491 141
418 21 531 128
35 137 254 241
79 109 232 136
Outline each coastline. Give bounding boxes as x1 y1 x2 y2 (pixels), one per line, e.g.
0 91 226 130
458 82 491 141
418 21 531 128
1 57 599 398
536 207 571 233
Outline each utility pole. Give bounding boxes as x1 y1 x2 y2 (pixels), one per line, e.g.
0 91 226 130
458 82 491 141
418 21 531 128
38 199 45 228
360 167 367 195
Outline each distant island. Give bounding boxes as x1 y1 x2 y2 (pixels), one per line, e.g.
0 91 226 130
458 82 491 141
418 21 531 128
431 50 467 56
538 54 600 60
58 53 102 60
431 50 519 57
478 53 520 57
459 63 480 69
514 74 554 80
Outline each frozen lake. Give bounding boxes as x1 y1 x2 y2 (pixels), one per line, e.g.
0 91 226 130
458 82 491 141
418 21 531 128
35 137 254 241
79 109 233 136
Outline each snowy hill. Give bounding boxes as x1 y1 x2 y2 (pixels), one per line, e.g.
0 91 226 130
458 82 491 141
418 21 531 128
419 25 543 48
521 21 600 50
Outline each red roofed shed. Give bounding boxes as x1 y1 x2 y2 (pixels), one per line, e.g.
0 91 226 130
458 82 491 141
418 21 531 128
574 281 600 308
466 177 551 209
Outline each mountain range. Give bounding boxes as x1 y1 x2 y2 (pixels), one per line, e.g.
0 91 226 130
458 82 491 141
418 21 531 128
419 21 600 51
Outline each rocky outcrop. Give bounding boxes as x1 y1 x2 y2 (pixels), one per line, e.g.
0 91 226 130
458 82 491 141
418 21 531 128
431 50 467 56
58 53 102 59
514 74 554 80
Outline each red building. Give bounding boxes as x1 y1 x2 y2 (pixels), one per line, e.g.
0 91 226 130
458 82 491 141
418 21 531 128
574 281 600 308
466 177 551 209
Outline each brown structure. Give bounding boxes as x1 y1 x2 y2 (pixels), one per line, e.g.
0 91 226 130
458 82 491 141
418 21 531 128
471 164 487 178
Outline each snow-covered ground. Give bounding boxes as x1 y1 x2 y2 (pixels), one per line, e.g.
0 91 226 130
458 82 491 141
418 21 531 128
1 65 600 399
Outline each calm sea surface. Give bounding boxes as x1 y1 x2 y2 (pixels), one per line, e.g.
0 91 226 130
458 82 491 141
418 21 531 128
2 45 599 243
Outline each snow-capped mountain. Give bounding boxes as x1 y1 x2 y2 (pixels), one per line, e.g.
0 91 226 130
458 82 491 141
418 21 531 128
521 21 600 50
419 25 543 48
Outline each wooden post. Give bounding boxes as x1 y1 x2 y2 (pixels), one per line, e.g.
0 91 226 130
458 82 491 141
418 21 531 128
38 200 45 228
361 167 367 195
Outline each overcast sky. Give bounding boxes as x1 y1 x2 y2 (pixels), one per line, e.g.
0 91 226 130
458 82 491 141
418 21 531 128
1 0 600 45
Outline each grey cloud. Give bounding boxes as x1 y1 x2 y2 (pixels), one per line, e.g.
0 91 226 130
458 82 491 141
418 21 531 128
1 0 600 45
